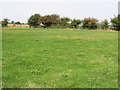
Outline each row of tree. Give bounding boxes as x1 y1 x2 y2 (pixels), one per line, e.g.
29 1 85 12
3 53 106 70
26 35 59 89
27 14 120 30
1 19 22 27
1 14 120 31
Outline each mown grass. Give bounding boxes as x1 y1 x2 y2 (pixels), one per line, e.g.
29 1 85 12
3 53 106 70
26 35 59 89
2 28 118 88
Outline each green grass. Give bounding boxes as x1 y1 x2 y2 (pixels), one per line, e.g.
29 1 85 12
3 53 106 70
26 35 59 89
2 28 118 88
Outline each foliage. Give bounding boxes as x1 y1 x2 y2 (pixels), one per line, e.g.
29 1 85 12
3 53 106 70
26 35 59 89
8 13 119 30
82 18 98 29
1 18 9 27
110 15 120 31
11 21 14 24
40 14 60 28
15 21 21 24
28 14 41 28
100 20 109 29
59 17 71 28
69 19 81 28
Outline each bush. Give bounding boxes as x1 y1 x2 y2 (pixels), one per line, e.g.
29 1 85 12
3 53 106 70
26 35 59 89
69 19 81 28
82 18 98 29
40 14 60 28
59 17 71 28
110 15 120 31
1 18 9 27
28 14 41 28
15 21 21 25
100 20 109 29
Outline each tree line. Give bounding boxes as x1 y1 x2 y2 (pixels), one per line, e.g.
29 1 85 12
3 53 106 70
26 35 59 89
1 14 120 31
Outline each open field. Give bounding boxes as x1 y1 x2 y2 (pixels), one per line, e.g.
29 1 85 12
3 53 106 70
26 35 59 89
7 24 29 28
2 28 118 88
8 24 29 27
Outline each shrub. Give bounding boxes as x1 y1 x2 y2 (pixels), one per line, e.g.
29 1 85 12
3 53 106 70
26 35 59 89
100 20 109 29
110 15 120 31
28 14 41 28
82 18 98 29
1 18 9 27
59 17 71 28
40 14 60 28
69 19 81 28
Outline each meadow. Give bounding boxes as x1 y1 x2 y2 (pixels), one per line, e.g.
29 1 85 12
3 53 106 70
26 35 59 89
2 28 118 88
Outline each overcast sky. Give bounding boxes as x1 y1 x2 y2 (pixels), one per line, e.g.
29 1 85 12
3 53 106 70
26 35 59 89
0 0 119 23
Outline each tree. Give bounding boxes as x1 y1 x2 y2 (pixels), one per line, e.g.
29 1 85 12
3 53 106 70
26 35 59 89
40 14 60 28
15 21 21 24
60 17 71 28
100 20 109 29
69 19 81 28
1 18 9 27
110 15 120 31
11 21 14 24
82 18 98 29
28 14 41 28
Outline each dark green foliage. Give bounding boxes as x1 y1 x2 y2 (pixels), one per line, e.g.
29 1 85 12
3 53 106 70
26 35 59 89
15 21 21 24
25 13 119 30
28 14 41 28
1 18 9 27
69 19 81 28
11 21 14 24
100 20 109 29
40 14 60 28
110 15 120 31
60 17 71 28
49 24 61 28
82 18 98 29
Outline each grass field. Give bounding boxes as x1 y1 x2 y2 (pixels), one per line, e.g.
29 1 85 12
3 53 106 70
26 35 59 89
8 24 29 27
2 28 118 88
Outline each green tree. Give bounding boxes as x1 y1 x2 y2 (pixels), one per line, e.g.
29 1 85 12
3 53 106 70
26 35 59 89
40 14 60 28
82 18 98 29
28 14 41 28
69 19 81 28
11 21 14 24
60 17 71 28
15 21 21 24
110 15 120 31
1 18 9 27
100 20 109 29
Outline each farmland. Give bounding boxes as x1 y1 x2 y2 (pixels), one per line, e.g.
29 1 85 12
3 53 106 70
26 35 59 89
2 28 118 88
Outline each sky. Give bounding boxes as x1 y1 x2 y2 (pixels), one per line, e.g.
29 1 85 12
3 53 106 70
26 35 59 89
0 0 119 23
